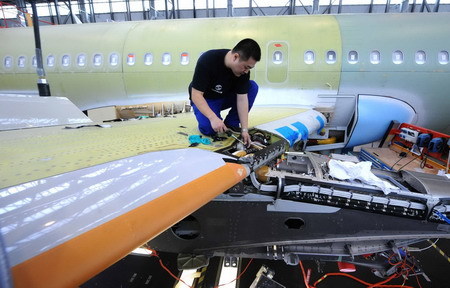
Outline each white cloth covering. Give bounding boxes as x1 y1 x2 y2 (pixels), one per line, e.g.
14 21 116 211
328 159 399 194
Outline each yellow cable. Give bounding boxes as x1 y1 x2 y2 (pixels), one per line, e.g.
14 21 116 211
427 239 450 263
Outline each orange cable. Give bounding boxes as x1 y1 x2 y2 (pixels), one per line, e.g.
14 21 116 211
313 272 373 287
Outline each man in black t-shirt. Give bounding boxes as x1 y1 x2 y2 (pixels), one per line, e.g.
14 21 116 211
189 38 261 146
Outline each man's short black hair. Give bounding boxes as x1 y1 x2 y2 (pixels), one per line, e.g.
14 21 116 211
232 38 261 62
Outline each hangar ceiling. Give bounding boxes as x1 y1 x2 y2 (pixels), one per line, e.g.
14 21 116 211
0 0 449 27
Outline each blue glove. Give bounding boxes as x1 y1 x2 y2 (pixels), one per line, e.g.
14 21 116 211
188 135 211 145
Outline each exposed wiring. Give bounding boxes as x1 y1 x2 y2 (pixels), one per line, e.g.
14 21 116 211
433 210 450 224
426 239 450 264
299 252 421 288
390 151 407 170
144 246 254 288
214 258 253 288
144 247 193 288
420 154 428 169
408 238 439 252
299 261 312 288
398 155 420 171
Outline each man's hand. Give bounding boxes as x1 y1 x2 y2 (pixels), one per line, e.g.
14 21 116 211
241 131 251 148
210 117 228 134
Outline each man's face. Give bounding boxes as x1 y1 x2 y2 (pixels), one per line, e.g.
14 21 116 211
230 53 257 77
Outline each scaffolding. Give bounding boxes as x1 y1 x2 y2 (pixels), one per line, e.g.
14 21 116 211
0 1 54 27
0 0 448 27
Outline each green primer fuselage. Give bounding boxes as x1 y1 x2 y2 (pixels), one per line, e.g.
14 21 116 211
1 13 449 133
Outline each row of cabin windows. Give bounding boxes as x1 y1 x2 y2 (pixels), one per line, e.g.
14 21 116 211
2 52 184 69
301 50 449 65
3 50 450 69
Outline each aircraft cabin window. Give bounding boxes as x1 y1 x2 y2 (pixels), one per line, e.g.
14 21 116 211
47 55 55 67
127 53 135 66
392 50 403 65
93 54 102 67
77 54 87 67
326 50 336 64
180 52 189 65
348 51 358 64
109 53 119 66
415 50 426 65
144 53 153 65
438 51 448 65
304 51 315 65
32 56 37 67
273 51 283 65
62 54 70 67
370 51 380 64
162 53 171 66
4 56 13 69
18 56 26 68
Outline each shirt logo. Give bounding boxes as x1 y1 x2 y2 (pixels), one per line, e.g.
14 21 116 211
212 84 223 94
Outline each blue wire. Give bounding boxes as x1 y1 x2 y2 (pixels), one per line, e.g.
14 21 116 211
434 210 450 224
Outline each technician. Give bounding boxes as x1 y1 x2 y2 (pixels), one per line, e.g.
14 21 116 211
189 38 261 146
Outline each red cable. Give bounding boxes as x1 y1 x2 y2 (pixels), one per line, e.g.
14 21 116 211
146 247 254 288
215 258 254 288
299 261 314 288
145 248 193 288
305 252 418 288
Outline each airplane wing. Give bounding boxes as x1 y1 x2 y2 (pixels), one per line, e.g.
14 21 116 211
0 94 308 288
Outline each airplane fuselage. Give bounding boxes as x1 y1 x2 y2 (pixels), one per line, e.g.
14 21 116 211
1 13 449 143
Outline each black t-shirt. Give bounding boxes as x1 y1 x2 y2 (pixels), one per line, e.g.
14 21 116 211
190 49 250 99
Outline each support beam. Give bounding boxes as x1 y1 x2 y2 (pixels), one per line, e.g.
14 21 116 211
172 0 176 19
149 0 156 19
421 0 431 12
30 0 51 96
89 0 96 22
125 0 131 21
47 2 55 24
289 0 296 15
433 0 440 12
78 0 89 23
385 0 391 13
411 0 416 12
227 0 233 17
66 0 75 23
369 0 374 13
53 0 61 24
141 0 147 20
109 0 115 21
164 0 168 19
401 0 409 12
312 0 319 14
322 0 333 14
15 0 28 26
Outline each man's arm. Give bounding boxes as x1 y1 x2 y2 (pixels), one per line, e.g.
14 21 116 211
236 93 251 146
191 87 228 134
